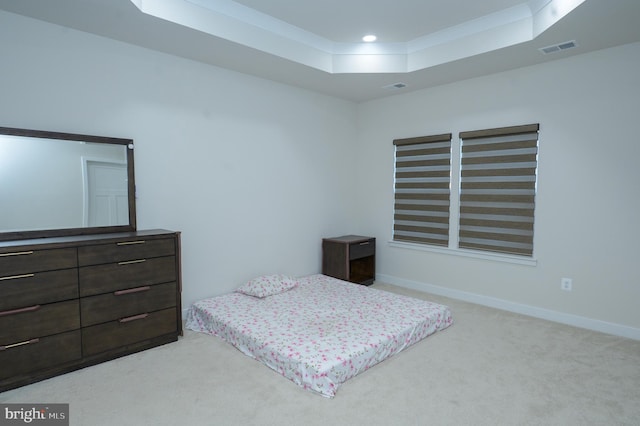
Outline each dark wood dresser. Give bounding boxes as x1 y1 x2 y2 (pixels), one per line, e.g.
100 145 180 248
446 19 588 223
322 235 375 285
0 229 181 392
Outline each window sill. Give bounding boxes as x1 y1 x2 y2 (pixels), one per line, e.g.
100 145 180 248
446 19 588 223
388 240 537 267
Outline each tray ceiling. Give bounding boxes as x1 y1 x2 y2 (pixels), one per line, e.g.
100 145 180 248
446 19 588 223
1 0 639 101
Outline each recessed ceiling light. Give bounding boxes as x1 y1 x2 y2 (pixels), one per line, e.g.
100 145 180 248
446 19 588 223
362 35 377 43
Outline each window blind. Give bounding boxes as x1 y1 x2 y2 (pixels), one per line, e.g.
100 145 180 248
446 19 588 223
458 124 539 256
393 134 452 246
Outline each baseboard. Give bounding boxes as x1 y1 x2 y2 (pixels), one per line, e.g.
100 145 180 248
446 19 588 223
376 273 640 341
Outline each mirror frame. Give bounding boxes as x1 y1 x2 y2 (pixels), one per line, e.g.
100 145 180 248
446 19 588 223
0 126 136 242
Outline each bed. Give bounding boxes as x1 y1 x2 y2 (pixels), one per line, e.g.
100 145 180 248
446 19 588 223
185 274 452 397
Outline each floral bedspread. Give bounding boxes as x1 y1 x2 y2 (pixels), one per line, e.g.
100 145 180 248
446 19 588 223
185 274 452 397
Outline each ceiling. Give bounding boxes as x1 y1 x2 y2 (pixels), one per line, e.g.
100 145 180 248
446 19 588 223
1 0 639 102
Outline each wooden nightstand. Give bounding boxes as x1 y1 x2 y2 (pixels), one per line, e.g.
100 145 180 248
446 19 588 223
322 235 375 285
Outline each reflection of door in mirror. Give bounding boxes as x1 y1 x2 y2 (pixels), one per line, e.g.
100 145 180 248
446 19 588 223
83 160 128 227
0 126 136 241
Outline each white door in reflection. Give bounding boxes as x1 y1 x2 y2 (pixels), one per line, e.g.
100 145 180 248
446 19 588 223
84 160 128 227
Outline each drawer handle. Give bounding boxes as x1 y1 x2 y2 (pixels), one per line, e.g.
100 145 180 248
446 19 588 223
118 259 146 266
117 240 145 246
0 305 41 317
359 242 370 246
1 338 40 351
119 313 149 323
0 251 34 257
0 273 35 281
114 286 151 296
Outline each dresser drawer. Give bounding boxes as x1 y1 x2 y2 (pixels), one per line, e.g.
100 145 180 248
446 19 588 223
0 330 82 380
79 256 176 297
0 269 78 311
0 247 77 275
78 238 175 266
0 300 80 345
81 282 177 327
349 238 375 260
82 307 177 356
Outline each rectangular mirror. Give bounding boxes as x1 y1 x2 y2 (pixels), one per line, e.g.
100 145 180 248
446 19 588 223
0 126 136 241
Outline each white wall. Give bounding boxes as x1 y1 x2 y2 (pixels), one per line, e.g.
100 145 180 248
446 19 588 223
2 9 639 338
356 42 640 337
0 11 358 309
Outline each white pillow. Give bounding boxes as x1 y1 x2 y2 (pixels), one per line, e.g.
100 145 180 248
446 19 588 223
236 274 298 298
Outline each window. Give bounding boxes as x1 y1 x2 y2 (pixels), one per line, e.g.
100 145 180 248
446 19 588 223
392 134 452 247
393 124 539 258
458 124 539 256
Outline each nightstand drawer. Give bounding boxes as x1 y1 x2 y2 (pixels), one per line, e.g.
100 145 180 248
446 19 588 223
82 307 177 356
0 269 78 311
78 238 175 266
0 248 77 275
79 256 177 297
0 300 80 345
349 239 375 260
81 282 177 327
0 330 81 380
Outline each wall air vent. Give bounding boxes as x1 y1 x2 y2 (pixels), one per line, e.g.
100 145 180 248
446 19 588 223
383 82 408 90
539 40 577 55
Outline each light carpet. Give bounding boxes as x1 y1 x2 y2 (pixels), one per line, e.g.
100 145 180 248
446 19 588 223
2 282 639 426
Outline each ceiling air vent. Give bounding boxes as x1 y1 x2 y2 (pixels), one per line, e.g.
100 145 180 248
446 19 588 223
539 40 577 55
383 82 408 90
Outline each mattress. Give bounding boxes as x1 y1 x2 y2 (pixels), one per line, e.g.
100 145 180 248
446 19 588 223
185 274 452 397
